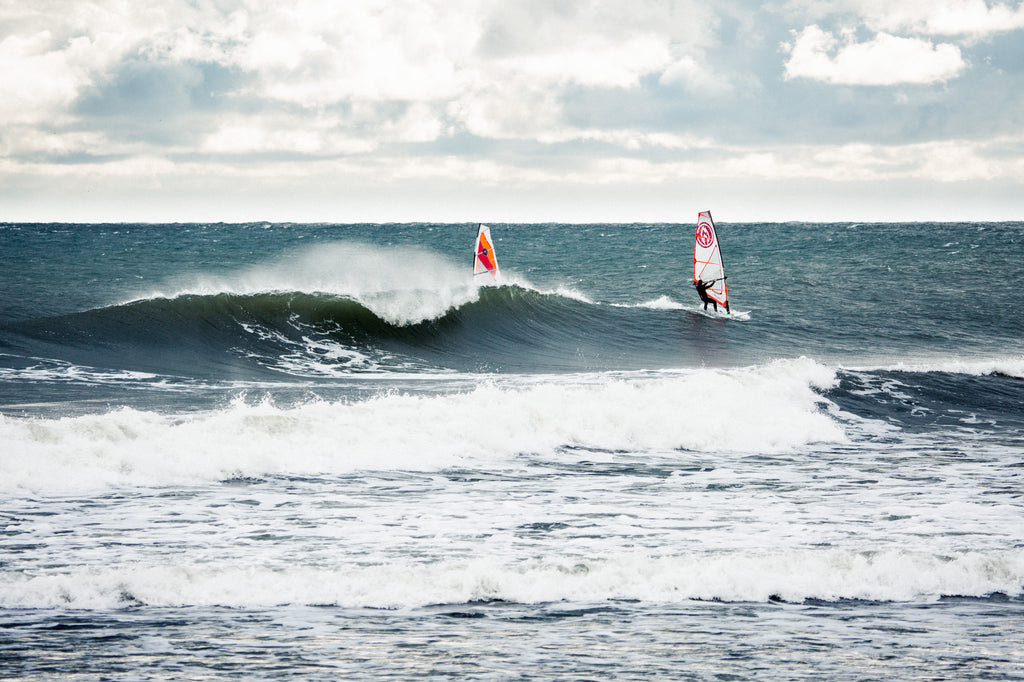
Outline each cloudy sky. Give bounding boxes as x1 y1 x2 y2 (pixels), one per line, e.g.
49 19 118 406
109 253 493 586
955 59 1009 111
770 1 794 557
2 0 1023 222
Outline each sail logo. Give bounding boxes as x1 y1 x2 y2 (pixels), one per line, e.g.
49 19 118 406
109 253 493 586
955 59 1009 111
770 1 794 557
696 222 715 249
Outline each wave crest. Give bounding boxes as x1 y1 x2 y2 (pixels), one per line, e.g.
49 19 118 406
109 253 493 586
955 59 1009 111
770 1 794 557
131 242 481 326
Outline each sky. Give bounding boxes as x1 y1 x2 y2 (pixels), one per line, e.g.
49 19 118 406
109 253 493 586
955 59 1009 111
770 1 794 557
2 0 1023 223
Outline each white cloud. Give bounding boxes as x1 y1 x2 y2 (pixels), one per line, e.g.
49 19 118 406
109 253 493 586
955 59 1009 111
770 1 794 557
782 25 966 85
493 34 673 89
8 132 1021 187
385 103 446 143
0 32 77 124
5 133 1024 222
549 137 1024 185
197 100 445 155
221 2 689 111
199 116 378 156
0 29 131 125
0 127 109 159
659 55 734 95
782 0 1024 36
450 79 564 140
233 2 476 105
853 0 1024 37
0 0 718 147
1 0 1023 221
0 3 231 128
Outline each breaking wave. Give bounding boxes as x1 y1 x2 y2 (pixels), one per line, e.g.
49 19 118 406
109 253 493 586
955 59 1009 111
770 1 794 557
0 358 845 495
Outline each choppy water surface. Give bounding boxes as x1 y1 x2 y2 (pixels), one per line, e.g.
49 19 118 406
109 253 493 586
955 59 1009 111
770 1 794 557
1 221 1023 679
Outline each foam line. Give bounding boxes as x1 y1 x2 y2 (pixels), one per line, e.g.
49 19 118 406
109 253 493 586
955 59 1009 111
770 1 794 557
2 548 1021 609
0 359 845 494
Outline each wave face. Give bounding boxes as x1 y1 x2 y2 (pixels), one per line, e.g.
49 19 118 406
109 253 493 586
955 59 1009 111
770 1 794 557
2 285 749 388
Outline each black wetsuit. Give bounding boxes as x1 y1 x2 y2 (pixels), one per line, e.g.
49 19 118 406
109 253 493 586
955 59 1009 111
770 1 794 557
694 279 728 313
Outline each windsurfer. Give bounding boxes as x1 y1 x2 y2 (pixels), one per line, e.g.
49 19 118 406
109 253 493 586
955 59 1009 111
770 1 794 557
694 277 729 313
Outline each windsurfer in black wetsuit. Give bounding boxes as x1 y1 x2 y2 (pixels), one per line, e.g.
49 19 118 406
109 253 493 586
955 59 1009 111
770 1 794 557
694 277 729 313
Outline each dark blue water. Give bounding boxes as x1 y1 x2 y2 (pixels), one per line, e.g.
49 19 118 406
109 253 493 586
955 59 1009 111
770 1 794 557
2 222 1022 397
1 221 1022 679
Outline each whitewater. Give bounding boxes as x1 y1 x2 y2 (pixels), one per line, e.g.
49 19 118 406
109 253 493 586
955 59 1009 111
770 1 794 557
1 221 1023 680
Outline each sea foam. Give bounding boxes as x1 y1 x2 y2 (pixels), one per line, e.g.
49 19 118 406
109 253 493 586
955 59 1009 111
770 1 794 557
2 548 1021 609
0 359 846 494
871 356 1024 379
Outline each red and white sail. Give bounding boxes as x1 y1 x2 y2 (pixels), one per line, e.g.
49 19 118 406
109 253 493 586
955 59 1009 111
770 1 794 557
473 224 499 280
693 210 729 309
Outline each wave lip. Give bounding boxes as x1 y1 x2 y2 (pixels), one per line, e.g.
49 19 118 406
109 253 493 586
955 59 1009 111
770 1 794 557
129 242 483 327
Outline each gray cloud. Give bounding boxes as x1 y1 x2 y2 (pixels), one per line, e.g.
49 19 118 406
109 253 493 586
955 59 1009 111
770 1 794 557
1 0 1022 221
71 59 247 146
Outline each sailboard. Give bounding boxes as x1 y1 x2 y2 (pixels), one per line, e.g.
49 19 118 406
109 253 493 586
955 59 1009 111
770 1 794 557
693 210 730 313
473 224 500 280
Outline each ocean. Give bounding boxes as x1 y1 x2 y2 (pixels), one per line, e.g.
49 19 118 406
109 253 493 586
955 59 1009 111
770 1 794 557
1 221 1022 680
